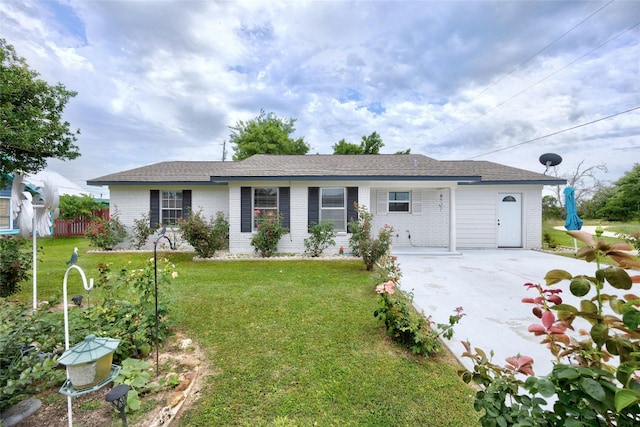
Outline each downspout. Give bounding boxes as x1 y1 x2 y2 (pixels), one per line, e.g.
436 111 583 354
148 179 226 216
449 186 456 253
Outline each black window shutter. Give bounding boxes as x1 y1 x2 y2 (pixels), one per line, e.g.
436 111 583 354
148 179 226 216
279 187 290 229
308 187 319 231
241 187 252 232
182 190 192 219
347 187 358 232
150 190 159 228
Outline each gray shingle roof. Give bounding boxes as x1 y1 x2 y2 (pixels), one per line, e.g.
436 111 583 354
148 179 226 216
87 154 565 185
87 161 233 184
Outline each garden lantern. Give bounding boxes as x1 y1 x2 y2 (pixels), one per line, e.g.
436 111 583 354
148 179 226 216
106 384 130 426
58 334 120 390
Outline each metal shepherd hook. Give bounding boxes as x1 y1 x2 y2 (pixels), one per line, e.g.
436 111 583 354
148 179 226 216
153 226 174 377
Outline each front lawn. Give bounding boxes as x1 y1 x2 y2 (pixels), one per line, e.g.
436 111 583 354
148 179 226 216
11 237 479 426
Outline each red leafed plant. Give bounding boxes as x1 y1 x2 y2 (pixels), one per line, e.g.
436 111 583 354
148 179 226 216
460 228 640 426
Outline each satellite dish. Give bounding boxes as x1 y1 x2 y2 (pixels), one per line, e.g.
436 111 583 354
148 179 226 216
539 153 562 174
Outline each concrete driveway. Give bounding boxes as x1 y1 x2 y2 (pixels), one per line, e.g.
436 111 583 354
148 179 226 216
393 249 639 376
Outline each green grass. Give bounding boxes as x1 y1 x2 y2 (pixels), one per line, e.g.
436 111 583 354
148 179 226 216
12 237 479 426
542 220 628 250
606 222 640 235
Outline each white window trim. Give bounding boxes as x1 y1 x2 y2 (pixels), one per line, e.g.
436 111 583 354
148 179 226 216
320 187 347 232
0 197 11 230
388 191 411 213
161 191 183 225
252 187 279 231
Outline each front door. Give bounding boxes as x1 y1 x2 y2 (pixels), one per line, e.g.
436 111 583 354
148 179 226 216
498 193 522 247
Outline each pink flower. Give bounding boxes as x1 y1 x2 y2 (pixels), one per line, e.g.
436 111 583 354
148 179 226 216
375 281 396 295
385 281 395 294
254 209 261 214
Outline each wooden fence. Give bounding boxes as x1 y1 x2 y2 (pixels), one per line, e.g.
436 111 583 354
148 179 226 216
53 209 110 237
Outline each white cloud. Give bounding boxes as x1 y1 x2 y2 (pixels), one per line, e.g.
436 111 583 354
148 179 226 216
1 0 638 196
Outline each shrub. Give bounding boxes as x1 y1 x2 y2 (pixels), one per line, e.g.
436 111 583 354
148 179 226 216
251 210 287 257
460 229 640 426
178 210 229 258
373 254 463 357
542 231 557 249
0 235 31 297
85 210 127 250
348 204 393 270
0 300 67 410
621 231 640 253
304 221 336 257
130 212 156 249
59 194 107 220
0 257 178 410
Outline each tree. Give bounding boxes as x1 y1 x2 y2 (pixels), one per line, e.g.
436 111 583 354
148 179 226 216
541 195 562 220
229 110 309 161
395 148 411 154
360 131 384 154
332 131 385 155
597 163 640 221
0 39 80 186
579 185 615 219
59 194 107 220
332 138 363 154
549 161 608 209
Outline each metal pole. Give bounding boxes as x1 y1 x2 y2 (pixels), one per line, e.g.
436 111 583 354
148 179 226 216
154 241 159 378
32 215 37 313
153 234 172 377
62 265 94 427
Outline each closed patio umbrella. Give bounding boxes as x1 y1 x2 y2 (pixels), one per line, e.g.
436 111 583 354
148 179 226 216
563 186 583 253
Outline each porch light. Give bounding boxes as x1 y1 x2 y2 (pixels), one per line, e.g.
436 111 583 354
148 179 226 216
58 334 120 391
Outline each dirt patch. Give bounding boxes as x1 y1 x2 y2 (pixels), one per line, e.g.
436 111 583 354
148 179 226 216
12 333 207 427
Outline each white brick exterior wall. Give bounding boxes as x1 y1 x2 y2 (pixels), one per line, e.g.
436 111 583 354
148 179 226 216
109 182 544 253
109 185 228 227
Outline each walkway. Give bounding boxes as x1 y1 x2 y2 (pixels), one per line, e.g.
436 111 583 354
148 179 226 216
552 225 620 238
394 249 639 376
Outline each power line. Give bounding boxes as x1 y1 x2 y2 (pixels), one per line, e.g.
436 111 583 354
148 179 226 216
465 106 640 160
438 18 640 143
447 0 613 118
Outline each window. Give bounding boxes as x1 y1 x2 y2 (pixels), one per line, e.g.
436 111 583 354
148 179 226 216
161 191 182 225
388 191 410 212
320 188 346 231
254 188 278 227
0 198 9 229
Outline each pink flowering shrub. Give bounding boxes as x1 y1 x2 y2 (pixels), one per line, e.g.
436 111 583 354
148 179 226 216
85 210 127 250
251 209 287 257
348 203 394 270
460 229 640 426
374 254 464 357
178 210 229 258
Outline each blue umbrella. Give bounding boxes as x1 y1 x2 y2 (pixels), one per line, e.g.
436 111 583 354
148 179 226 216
563 186 583 231
564 186 583 254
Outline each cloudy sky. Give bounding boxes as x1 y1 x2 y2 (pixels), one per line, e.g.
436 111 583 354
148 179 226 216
2 0 638 197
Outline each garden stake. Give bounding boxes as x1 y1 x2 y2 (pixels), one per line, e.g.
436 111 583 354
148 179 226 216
153 229 174 377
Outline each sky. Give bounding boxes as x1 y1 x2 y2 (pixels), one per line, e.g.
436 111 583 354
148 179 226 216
1 0 639 198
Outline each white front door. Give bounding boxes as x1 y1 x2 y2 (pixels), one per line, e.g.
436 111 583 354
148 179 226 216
498 193 522 247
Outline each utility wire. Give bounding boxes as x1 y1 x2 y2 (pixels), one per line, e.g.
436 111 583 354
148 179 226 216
447 0 613 118
439 19 639 143
465 106 640 160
